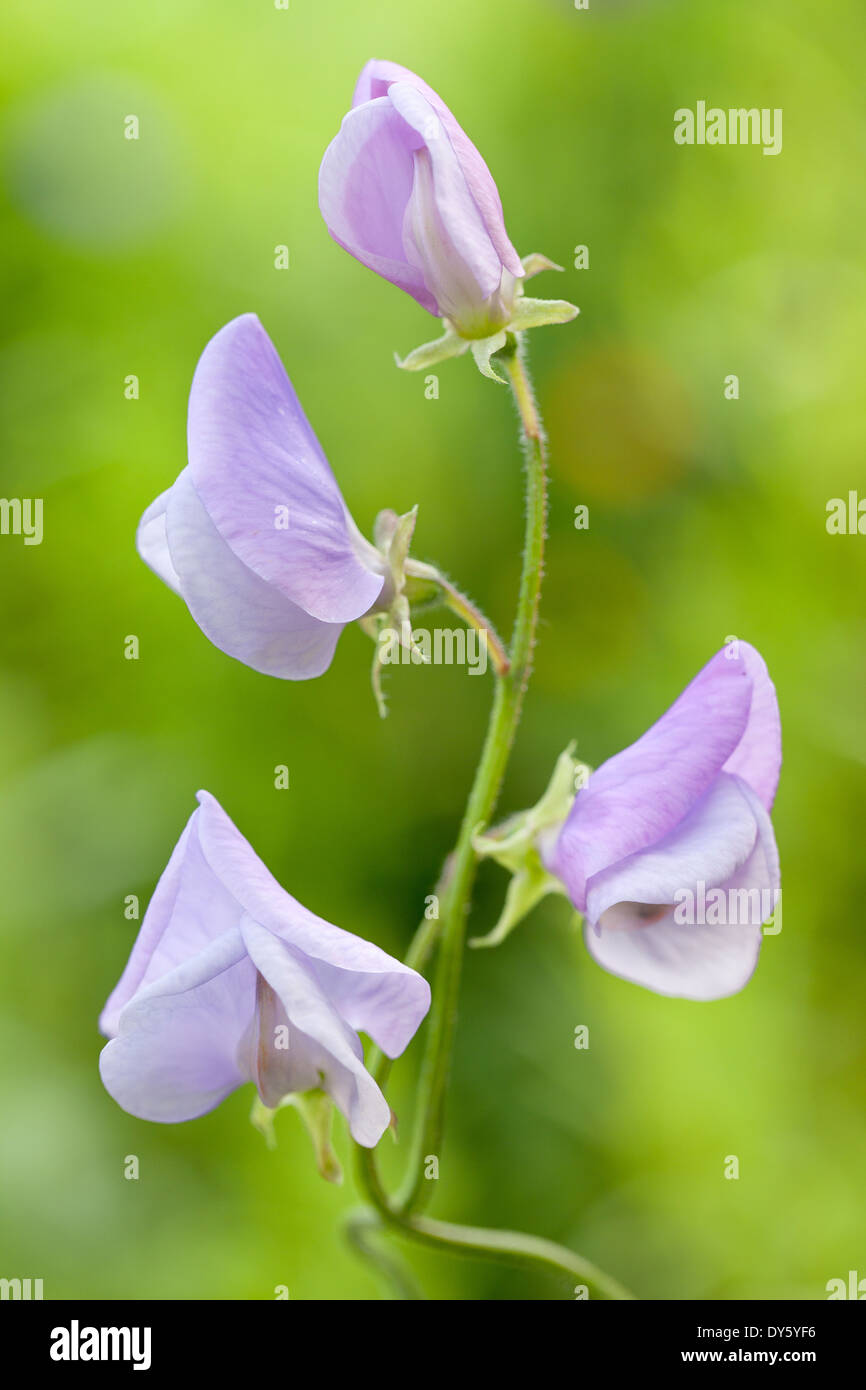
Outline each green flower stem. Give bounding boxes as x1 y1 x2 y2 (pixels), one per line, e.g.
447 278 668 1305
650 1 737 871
343 1209 427 1301
351 337 631 1299
356 860 452 1220
383 1210 634 1301
352 1148 634 1300
363 853 455 1094
393 336 548 1215
405 559 511 677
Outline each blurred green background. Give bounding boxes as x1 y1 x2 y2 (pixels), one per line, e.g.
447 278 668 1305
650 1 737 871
1 0 864 1300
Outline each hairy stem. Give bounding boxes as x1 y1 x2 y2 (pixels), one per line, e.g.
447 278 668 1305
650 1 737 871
392 337 547 1215
351 340 629 1301
405 559 511 677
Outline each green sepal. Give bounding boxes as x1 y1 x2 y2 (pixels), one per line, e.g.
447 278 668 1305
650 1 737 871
250 1094 280 1150
374 504 418 581
511 297 580 330
520 252 566 279
365 506 431 717
287 1090 343 1185
470 330 509 383
368 608 430 719
394 323 470 372
251 1089 343 1185
470 859 565 949
470 743 591 947
395 253 578 379
403 572 444 611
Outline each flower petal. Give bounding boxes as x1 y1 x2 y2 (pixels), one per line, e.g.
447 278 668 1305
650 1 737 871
583 776 779 1000
389 82 504 315
585 774 769 922
194 790 431 1058
353 60 523 280
722 643 781 809
100 808 246 1036
240 917 391 1147
186 314 384 624
99 929 254 1122
319 98 440 314
236 968 322 1109
584 912 763 1003
164 467 346 680
136 488 182 595
101 792 427 1135
551 644 769 910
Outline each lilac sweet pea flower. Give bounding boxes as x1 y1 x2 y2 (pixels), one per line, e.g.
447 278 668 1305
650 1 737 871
99 791 430 1145
545 643 782 1000
319 59 524 340
137 314 391 680
319 61 578 381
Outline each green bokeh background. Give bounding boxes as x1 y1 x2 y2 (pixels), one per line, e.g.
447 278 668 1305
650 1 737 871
1 0 864 1300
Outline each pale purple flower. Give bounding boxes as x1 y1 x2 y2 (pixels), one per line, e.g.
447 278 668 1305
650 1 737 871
545 643 782 1000
99 791 430 1144
137 314 388 679
319 59 525 339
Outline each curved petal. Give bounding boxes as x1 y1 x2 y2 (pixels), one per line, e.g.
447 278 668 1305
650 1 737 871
297 942 430 1061
186 314 384 624
353 60 523 279
99 929 254 1122
100 791 426 1134
240 917 391 1147
551 645 766 910
99 807 248 1036
194 790 430 1058
585 774 769 922
583 911 763 1003
165 468 346 680
236 967 322 1108
319 98 440 314
583 777 779 1000
136 488 182 595
722 642 781 809
389 82 505 315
